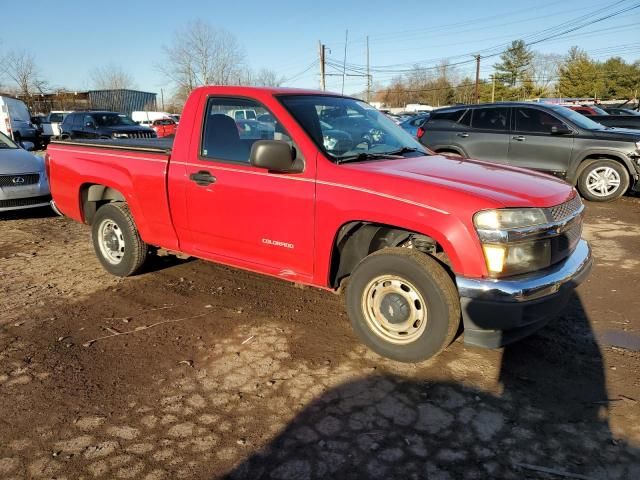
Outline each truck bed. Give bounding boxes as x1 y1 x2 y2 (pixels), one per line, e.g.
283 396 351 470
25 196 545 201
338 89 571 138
51 137 174 154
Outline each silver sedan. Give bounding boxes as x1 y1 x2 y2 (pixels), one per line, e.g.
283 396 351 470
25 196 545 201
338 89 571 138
0 132 51 212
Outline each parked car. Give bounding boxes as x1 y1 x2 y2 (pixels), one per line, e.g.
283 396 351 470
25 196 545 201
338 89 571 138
566 105 640 130
419 102 640 201
60 111 157 140
0 95 39 146
150 118 177 138
38 111 72 145
603 107 640 116
132 111 175 127
47 86 592 363
0 131 51 212
236 119 275 139
399 113 431 137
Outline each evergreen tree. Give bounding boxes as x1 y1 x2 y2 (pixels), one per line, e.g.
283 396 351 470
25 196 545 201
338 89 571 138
493 40 534 87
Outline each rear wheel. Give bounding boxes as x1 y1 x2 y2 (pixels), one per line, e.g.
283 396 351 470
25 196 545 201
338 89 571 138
345 248 460 363
91 203 148 277
577 159 629 202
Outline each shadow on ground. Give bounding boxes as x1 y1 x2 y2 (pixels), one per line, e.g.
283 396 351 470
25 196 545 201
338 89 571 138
223 293 640 480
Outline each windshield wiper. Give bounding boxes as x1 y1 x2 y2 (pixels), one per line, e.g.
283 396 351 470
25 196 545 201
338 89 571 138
335 151 405 164
383 146 422 156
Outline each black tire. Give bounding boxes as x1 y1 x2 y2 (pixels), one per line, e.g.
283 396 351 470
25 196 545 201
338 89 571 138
345 248 460 363
91 203 148 277
577 159 629 202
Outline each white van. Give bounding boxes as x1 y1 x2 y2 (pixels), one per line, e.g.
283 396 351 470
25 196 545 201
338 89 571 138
131 111 174 127
0 95 38 144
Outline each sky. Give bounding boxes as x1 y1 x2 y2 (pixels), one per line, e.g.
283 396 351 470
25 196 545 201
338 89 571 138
1 0 639 97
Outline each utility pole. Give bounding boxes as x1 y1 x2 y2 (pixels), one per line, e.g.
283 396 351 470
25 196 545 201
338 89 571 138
318 41 326 91
490 75 495 103
160 88 165 110
366 36 371 102
474 54 481 104
342 30 348 95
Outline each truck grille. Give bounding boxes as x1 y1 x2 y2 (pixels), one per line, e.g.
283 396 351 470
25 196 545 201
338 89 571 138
127 132 155 139
550 195 582 222
0 195 51 209
0 174 40 187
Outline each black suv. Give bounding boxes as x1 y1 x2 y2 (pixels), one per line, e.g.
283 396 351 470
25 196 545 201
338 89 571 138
61 111 156 140
419 102 640 201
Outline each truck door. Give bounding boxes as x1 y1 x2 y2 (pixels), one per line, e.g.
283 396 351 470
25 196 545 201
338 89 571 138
508 106 574 177
178 96 316 281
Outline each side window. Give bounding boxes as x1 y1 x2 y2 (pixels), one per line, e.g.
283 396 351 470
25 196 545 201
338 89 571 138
83 115 94 127
471 108 508 131
201 97 291 164
515 108 564 134
71 114 82 128
427 109 466 127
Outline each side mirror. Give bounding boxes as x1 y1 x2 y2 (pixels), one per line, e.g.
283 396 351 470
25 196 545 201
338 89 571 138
250 140 300 172
85 122 96 128
21 141 35 151
551 125 572 135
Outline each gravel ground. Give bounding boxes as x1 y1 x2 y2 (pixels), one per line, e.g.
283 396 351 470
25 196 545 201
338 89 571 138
0 195 639 479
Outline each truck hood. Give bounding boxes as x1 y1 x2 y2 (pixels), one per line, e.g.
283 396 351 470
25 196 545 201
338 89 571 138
345 154 574 208
0 148 44 175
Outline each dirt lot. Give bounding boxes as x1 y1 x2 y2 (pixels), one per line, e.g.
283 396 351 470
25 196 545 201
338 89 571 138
1 196 639 480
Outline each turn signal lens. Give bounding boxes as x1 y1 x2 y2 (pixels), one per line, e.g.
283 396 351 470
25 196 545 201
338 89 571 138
482 245 506 274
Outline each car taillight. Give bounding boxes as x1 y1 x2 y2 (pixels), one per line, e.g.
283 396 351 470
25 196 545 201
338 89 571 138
44 152 51 180
416 126 425 139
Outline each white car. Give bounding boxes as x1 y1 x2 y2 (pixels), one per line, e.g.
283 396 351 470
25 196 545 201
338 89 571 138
132 111 175 127
41 111 72 140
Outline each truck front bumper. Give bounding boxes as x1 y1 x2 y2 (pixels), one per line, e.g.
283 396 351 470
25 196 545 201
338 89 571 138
455 239 592 349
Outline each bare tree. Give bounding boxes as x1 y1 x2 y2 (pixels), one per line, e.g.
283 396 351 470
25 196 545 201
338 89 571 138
246 68 286 87
160 20 246 99
89 64 136 90
1 50 48 97
531 52 563 97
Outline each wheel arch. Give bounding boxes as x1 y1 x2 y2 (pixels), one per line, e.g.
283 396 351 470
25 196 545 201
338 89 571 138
327 221 455 290
572 151 636 185
80 183 126 225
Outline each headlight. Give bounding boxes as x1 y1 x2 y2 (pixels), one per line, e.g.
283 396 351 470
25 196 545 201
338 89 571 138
474 208 547 229
112 133 128 139
474 208 553 277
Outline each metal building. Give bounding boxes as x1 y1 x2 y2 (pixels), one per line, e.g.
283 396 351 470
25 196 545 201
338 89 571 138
86 89 157 115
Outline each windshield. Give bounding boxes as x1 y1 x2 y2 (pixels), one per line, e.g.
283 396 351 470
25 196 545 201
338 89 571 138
551 105 607 130
589 106 608 115
0 131 18 149
278 95 428 161
93 113 138 127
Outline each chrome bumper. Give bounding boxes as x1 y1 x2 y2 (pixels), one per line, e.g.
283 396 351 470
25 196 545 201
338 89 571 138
456 239 592 303
50 199 64 216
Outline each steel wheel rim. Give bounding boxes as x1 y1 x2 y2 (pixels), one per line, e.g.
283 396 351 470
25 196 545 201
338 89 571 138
586 167 621 197
98 219 125 265
361 274 428 345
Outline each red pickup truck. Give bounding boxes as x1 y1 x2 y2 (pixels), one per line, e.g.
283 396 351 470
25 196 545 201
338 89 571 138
46 86 592 362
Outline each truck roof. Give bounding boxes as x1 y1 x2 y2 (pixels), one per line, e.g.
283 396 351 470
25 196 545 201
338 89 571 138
192 85 346 97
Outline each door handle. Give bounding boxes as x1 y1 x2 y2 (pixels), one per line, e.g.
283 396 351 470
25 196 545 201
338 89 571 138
189 170 217 186
512 135 526 141
457 133 470 138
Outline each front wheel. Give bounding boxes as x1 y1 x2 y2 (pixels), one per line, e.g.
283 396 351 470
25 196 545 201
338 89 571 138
345 248 460 363
91 203 148 277
577 159 629 202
